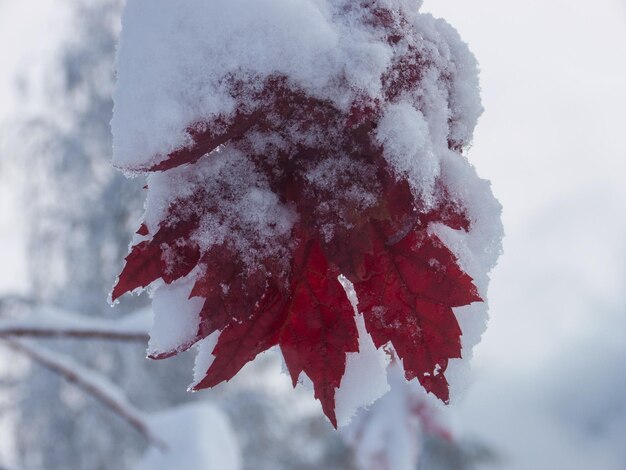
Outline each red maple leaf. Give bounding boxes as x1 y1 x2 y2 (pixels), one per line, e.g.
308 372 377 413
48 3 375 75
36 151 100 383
192 233 358 427
112 3 483 426
351 223 480 402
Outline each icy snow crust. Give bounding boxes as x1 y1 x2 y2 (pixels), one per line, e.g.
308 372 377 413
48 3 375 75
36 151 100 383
113 0 502 424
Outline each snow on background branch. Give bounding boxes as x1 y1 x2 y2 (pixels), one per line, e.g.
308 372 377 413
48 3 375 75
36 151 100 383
3 338 163 448
0 303 150 341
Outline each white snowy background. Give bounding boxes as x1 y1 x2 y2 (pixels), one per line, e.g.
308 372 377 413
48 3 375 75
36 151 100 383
422 1 626 469
1 0 625 469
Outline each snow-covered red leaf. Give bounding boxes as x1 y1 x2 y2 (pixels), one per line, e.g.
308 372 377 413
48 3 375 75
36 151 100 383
111 0 502 426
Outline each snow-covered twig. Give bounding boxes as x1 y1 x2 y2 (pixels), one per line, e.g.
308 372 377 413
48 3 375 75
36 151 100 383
0 306 150 342
3 338 166 450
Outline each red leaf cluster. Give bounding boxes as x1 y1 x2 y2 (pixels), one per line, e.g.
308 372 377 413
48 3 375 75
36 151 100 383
113 3 481 426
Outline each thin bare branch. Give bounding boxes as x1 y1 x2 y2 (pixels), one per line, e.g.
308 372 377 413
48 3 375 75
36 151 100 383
3 338 166 451
0 327 148 341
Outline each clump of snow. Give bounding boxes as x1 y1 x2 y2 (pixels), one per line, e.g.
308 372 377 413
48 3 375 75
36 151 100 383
137 402 241 470
335 276 390 427
426 15 483 149
335 314 390 427
190 332 220 389
147 279 203 357
376 102 439 206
